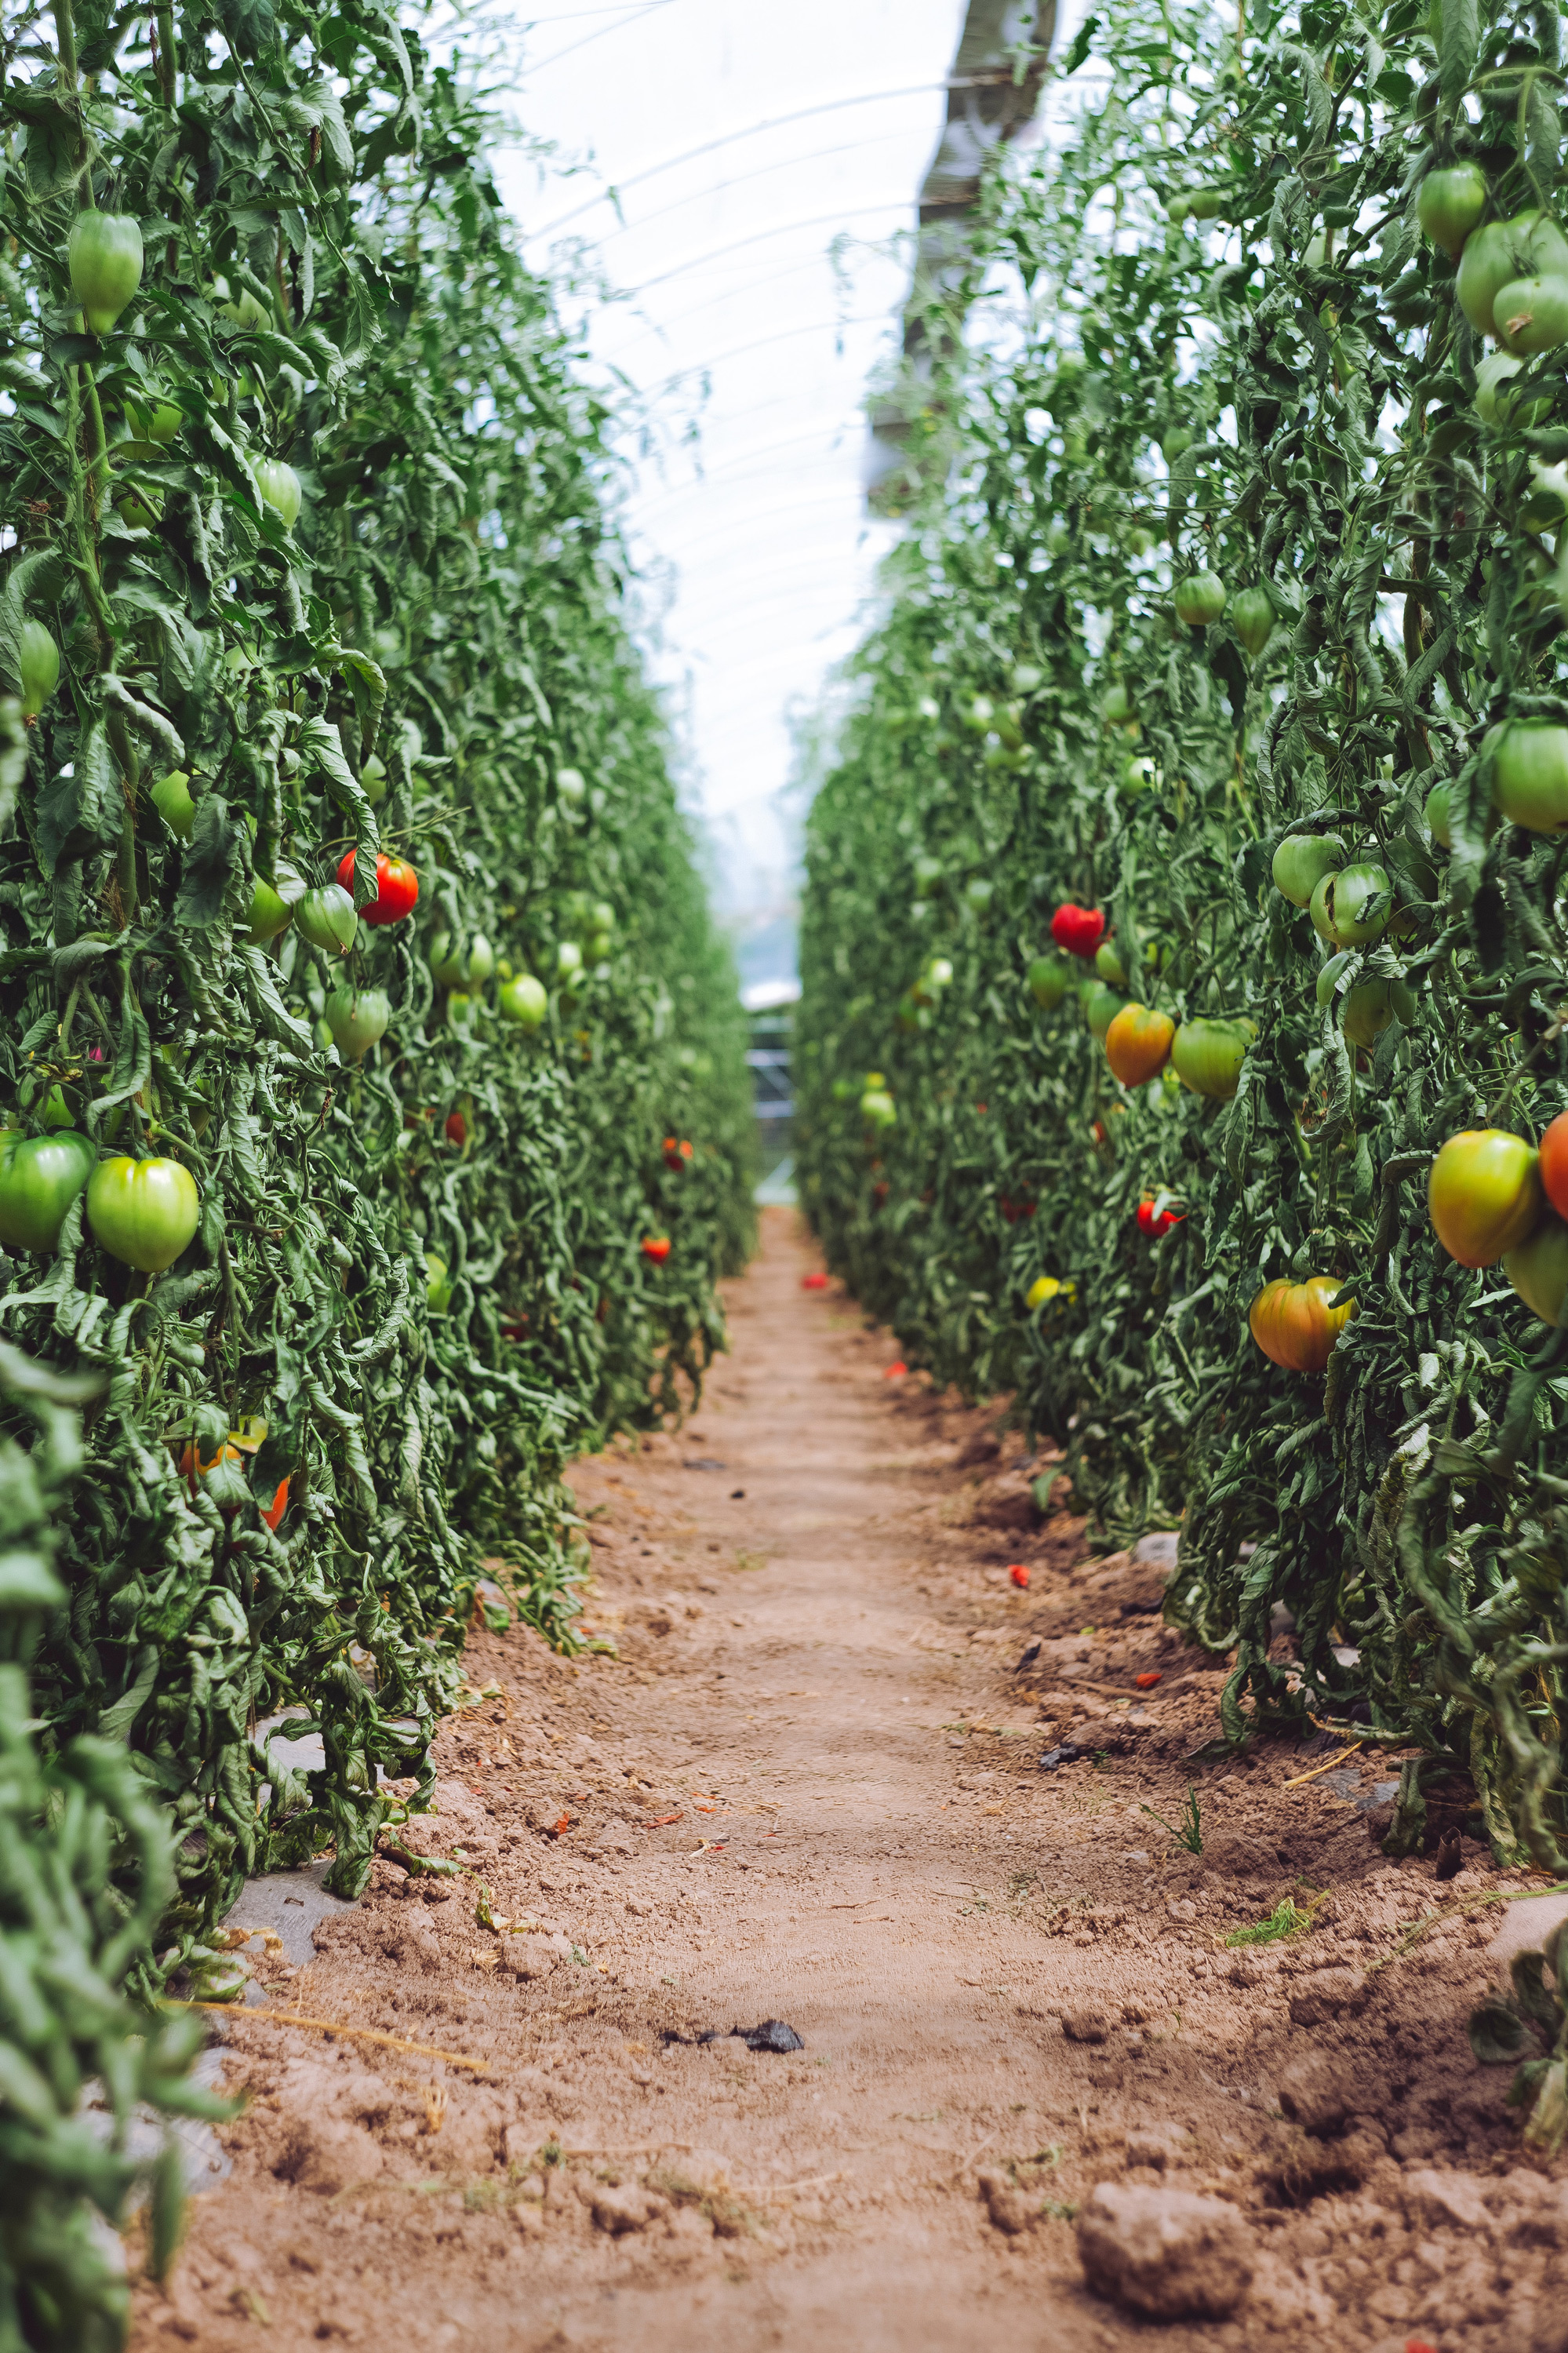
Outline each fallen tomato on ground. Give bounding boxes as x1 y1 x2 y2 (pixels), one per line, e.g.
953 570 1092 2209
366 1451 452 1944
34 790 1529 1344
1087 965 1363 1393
1010 1564 1030 1589
802 1272 828 1289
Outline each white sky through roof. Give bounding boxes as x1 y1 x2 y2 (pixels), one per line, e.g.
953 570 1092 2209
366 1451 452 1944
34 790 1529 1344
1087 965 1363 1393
492 1 973 989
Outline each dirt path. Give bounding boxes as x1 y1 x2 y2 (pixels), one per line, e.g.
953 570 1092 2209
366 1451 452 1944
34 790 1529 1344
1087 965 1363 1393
132 1211 1567 2353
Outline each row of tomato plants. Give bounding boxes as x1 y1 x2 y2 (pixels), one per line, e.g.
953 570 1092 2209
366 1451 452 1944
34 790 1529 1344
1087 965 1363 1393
0 0 752 2333
799 0 1568 1973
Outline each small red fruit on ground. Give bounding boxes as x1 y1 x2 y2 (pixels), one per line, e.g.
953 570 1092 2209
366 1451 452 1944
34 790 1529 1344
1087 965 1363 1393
1134 1671 1162 1690
802 1273 828 1289
1010 1564 1030 1589
883 1360 907 1379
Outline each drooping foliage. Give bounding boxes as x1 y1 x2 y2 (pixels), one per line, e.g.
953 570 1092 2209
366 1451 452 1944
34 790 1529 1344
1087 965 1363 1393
798 0 1568 1901
0 0 752 2284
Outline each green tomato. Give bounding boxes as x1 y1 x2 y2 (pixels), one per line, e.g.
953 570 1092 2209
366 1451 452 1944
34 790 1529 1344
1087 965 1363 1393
1122 756 1155 795
1504 1213 1568 1326
67 211 144 335
965 878 994 913
1271 832 1347 908
557 766 588 805
424 1252 454 1313
214 275 269 330
1100 683 1135 727
557 940 584 982
361 753 389 807
246 880 293 944
0 1129 95 1254
430 930 493 987
1028 956 1070 1011
1424 780 1453 848
1085 985 1123 1041
1339 978 1396 1049
499 974 548 1029
1186 188 1226 222
1492 720 1568 832
1094 941 1128 987
1493 273 1568 356
1417 164 1488 258
1309 863 1391 947
913 854 943 892
1173 571 1227 627
86 1154 199 1273
18 621 59 720
126 394 183 445
148 771 196 837
255 458 302 529
1170 1018 1256 1099
325 986 391 1060
295 883 358 956
1231 586 1276 661
1160 425 1194 460
1456 211 1568 339
860 1089 897 1127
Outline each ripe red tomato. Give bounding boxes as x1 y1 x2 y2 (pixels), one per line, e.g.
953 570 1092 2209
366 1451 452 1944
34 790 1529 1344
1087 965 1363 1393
802 1272 828 1290
1136 1196 1184 1238
641 1236 671 1262
1540 1110 1568 1222
1009 1563 1030 1589
1050 903 1105 958
1134 1671 1162 1690
337 849 419 926
1428 1129 1543 1267
1248 1276 1353 1372
445 1112 467 1147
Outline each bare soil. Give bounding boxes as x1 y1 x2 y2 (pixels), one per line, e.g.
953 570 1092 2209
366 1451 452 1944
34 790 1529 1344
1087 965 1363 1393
131 1208 1567 2352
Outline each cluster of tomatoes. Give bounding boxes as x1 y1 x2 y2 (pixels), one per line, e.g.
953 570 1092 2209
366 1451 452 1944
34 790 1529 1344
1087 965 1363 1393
663 1135 694 1171
1428 1119 1568 1327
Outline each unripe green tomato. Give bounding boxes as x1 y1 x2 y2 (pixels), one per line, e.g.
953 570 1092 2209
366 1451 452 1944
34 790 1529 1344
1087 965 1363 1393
1166 195 1190 225
1521 458 1568 534
587 933 613 964
214 275 269 330
1271 832 1347 908
1424 779 1453 848
1231 586 1276 660
246 880 293 944
1170 1018 1256 1099
0 1129 96 1253
860 1088 897 1127
1340 978 1395 1049
295 883 358 956
1504 1212 1568 1325
117 487 161 531
126 394 182 444
1094 942 1128 987
18 621 60 719
1456 210 1568 339
86 1154 199 1273
1100 683 1135 727
499 974 548 1029
255 458 302 529
1012 663 1042 695
68 211 144 335
913 853 943 892
1160 425 1193 460
1028 956 1070 1011
1122 756 1155 795
361 754 388 807
965 878 994 913
447 990 475 1028
926 956 953 989
425 1251 454 1313
1417 164 1488 258
1309 863 1391 947
557 766 587 804
591 901 615 936
1085 986 1123 1042
1174 571 1227 627
1491 719 1568 831
557 940 583 982
966 694 994 734
1314 952 1353 1008
1186 187 1226 222
325 986 391 1060
1493 272 1568 356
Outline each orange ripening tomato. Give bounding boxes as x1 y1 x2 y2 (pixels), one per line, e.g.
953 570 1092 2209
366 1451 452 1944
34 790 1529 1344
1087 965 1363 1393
1247 1276 1354 1373
641 1235 671 1262
1540 1109 1568 1222
1428 1128 1544 1267
178 1431 289 1530
1104 1001 1176 1087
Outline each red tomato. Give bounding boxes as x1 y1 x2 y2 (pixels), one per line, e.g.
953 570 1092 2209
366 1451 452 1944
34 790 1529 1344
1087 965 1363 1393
1137 1198 1157 1235
802 1273 828 1290
337 849 419 926
445 1111 467 1147
1009 1563 1030 1589
882 1360 907 1379
641 1236 671 1262
1050 903 1106 958
1134 1670 1162 1690
1541 1109 1568 1222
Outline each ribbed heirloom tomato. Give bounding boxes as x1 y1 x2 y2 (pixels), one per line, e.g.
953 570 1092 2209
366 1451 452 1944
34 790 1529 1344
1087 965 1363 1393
1104 1002 1175 1086
1248 1277 1353 1372
295 883 358 956
1271 832 1345 908
86 1156 200 1273
337 850 418 926
1428 1129 1544 1266
1050 904 1104 958
325 986 391 1061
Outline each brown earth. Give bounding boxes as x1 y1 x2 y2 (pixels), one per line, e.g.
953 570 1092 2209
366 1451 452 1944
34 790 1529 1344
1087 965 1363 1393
130 1208 1568 2352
